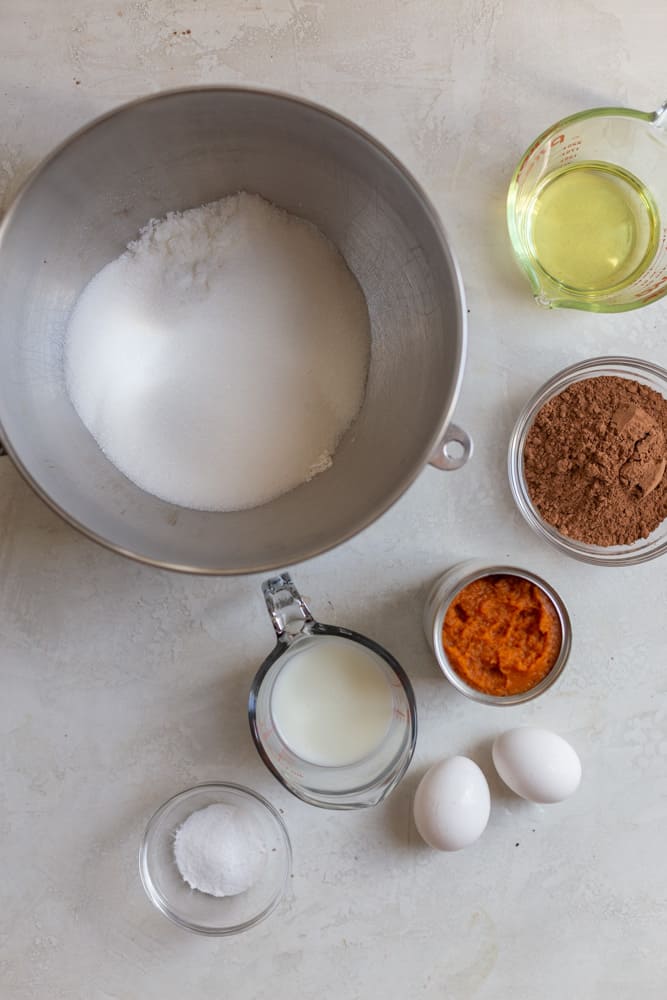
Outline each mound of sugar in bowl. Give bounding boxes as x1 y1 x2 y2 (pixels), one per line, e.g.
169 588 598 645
66 193 370 511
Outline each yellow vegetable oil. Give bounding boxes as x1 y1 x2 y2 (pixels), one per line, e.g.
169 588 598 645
526 161 659 294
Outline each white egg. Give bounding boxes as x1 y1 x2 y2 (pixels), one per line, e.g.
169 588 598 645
492 727 581 804
413 756 490 851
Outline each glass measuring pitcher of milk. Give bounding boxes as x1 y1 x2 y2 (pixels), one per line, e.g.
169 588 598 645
507 100 667 311
248 573 417 809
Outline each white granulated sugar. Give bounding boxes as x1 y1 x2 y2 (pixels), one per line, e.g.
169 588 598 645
173 803 267 897
65 192 370 510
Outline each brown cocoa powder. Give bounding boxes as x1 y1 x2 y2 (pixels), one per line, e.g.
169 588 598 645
523 375 667 546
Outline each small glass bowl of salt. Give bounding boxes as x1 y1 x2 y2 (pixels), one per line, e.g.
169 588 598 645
140 782 291 935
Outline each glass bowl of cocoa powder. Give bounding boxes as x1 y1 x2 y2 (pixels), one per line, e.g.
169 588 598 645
508 357 667 566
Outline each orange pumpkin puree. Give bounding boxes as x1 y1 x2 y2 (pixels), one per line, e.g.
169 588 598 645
442 574 561 696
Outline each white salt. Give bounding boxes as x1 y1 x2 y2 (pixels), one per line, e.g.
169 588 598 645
65 192 370 511
173 803 267 897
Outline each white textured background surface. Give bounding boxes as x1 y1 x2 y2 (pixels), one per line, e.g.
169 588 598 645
2 2 667 998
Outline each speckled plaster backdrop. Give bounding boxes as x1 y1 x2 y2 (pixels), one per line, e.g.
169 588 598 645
1 2 666 998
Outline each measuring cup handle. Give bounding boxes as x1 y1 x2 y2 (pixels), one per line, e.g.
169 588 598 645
262 572 315 643
652 100 667 128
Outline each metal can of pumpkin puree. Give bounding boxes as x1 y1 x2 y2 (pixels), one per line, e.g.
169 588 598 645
423 559 572 706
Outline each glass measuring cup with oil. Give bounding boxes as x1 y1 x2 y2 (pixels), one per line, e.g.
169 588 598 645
248 573 417 809
507 100 667 311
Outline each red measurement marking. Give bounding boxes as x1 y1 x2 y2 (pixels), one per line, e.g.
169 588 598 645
636 266 664 288
635 238 667 290
642 287 667 305
516 137 543 182
640 274 667 302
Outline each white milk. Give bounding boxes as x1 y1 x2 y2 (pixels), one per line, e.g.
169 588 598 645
270 636 394 767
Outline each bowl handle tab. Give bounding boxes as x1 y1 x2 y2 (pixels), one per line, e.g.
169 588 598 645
428 423 472 471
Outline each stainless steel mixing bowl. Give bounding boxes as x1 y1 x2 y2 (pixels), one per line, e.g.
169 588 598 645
0 88 468 574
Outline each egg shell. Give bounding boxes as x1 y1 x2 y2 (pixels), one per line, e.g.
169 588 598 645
492 727 581 804
413 756 490 851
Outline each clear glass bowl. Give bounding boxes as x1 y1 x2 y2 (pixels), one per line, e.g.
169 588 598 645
508 356 667 566
423 560 571 706
139 782 291 936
